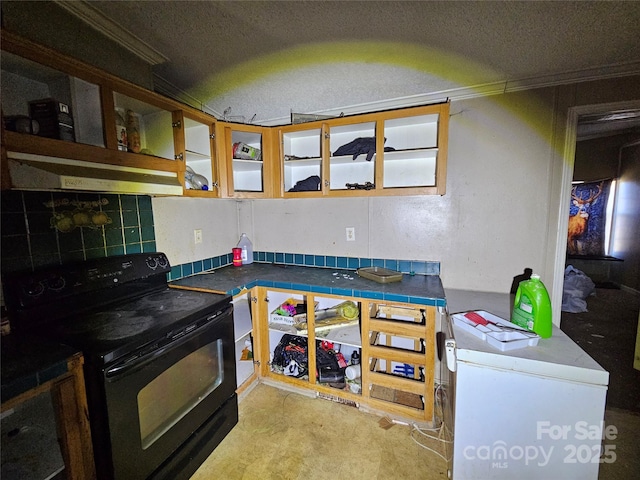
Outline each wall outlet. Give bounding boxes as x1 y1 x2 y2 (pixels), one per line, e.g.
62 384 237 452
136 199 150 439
346 227 355 242
194 229 203 244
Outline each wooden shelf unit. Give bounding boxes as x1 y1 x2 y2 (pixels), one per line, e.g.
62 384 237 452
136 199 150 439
360 301 436 422
252 286 437 423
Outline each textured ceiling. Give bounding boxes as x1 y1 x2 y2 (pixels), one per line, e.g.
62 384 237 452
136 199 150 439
59 1 640 126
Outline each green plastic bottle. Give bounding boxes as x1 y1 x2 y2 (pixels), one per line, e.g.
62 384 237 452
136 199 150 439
511 273 552 338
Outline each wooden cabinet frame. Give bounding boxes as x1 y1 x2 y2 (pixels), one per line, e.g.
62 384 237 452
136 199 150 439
214 122 278 198
278 103 449 198
360 300 436 422
0 353 96 480
2 30 448 200
177 110 221 198
0 30 220 196
252 286 437 423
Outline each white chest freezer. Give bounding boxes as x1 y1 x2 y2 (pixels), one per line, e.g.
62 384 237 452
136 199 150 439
440 289 609 480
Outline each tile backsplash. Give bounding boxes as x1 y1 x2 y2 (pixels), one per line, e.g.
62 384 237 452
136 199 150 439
168 251 440 282
0 190 156 273
1 190 440 286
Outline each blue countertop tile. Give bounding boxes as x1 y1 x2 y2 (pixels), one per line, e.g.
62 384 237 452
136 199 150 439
170 263 446 307
1 335 79 404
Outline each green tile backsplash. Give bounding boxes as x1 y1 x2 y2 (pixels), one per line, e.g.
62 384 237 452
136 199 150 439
0 190 156 273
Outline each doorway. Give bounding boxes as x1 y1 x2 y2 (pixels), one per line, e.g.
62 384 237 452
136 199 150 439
557 101 640 414
551 100 640 326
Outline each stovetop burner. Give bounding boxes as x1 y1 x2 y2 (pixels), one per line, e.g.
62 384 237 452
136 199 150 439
3 253 238 480
133 289 211 313
4 253 231 366
60 311 156 341
47 287 230 364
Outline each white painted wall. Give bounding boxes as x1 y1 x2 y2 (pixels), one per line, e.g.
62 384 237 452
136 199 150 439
155 90 555 288
152 197 239 266
153 79 639 327
612 143 640 291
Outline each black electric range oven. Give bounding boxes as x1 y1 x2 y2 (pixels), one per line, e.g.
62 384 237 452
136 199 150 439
3 253 238 480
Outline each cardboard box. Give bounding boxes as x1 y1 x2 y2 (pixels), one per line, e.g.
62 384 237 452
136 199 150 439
29 98 75 142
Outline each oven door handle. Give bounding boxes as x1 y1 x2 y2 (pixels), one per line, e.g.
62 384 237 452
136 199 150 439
105 344 173 379
105 304 233 379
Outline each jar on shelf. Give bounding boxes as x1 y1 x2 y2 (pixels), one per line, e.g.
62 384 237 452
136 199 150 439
125 109 141 153
115 108 127 151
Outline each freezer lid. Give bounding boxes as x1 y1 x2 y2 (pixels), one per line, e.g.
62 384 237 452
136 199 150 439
444 288 609 387
452 323 609 386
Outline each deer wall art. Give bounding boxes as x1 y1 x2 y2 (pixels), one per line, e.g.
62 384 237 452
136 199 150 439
567 180 607 256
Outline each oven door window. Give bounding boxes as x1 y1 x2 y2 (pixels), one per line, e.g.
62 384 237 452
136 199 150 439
101 305 237 480
138 339 224 449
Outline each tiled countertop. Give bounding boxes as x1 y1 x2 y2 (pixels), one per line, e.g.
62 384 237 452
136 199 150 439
1 333 80 404
170 263 446 307
1 263 444 404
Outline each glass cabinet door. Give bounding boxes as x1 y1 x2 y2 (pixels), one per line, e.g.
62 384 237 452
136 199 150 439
183 116 217 194
281 126 323 195
381 113 439 188
328 121 377 191
1 51 104 147
113 91 175 160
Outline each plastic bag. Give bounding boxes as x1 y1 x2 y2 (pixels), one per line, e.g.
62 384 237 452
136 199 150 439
561 265 596 313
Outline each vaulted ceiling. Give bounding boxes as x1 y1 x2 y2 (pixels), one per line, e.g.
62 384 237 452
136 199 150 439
57 1 640 128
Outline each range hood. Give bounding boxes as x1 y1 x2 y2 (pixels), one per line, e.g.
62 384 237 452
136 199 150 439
6 152 184 196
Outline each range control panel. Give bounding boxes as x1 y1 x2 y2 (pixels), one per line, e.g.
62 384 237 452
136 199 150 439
4 253 172 310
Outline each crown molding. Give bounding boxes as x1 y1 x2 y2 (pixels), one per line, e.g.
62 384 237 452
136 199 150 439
504 62 640 93
54 0 640 125
55 0 168 65
258 64 640 126
162 60 640 126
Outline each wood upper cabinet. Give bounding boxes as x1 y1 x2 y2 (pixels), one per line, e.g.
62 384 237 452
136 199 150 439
279 123 327 196
2 31 449 199
174 110 220 197
215 121 276 198
277 103 449 197
0 30 220 196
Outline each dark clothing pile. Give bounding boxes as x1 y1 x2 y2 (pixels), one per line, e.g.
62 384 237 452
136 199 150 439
332 137 395 161
288 175 321 192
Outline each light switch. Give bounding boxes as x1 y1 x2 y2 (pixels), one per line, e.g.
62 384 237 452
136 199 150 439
194 229 203 244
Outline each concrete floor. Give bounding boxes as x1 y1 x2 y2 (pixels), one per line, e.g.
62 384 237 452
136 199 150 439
560 288 640 413
599 407 640 480
193 287 640 479
192 381 640 480
191 382 449 480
